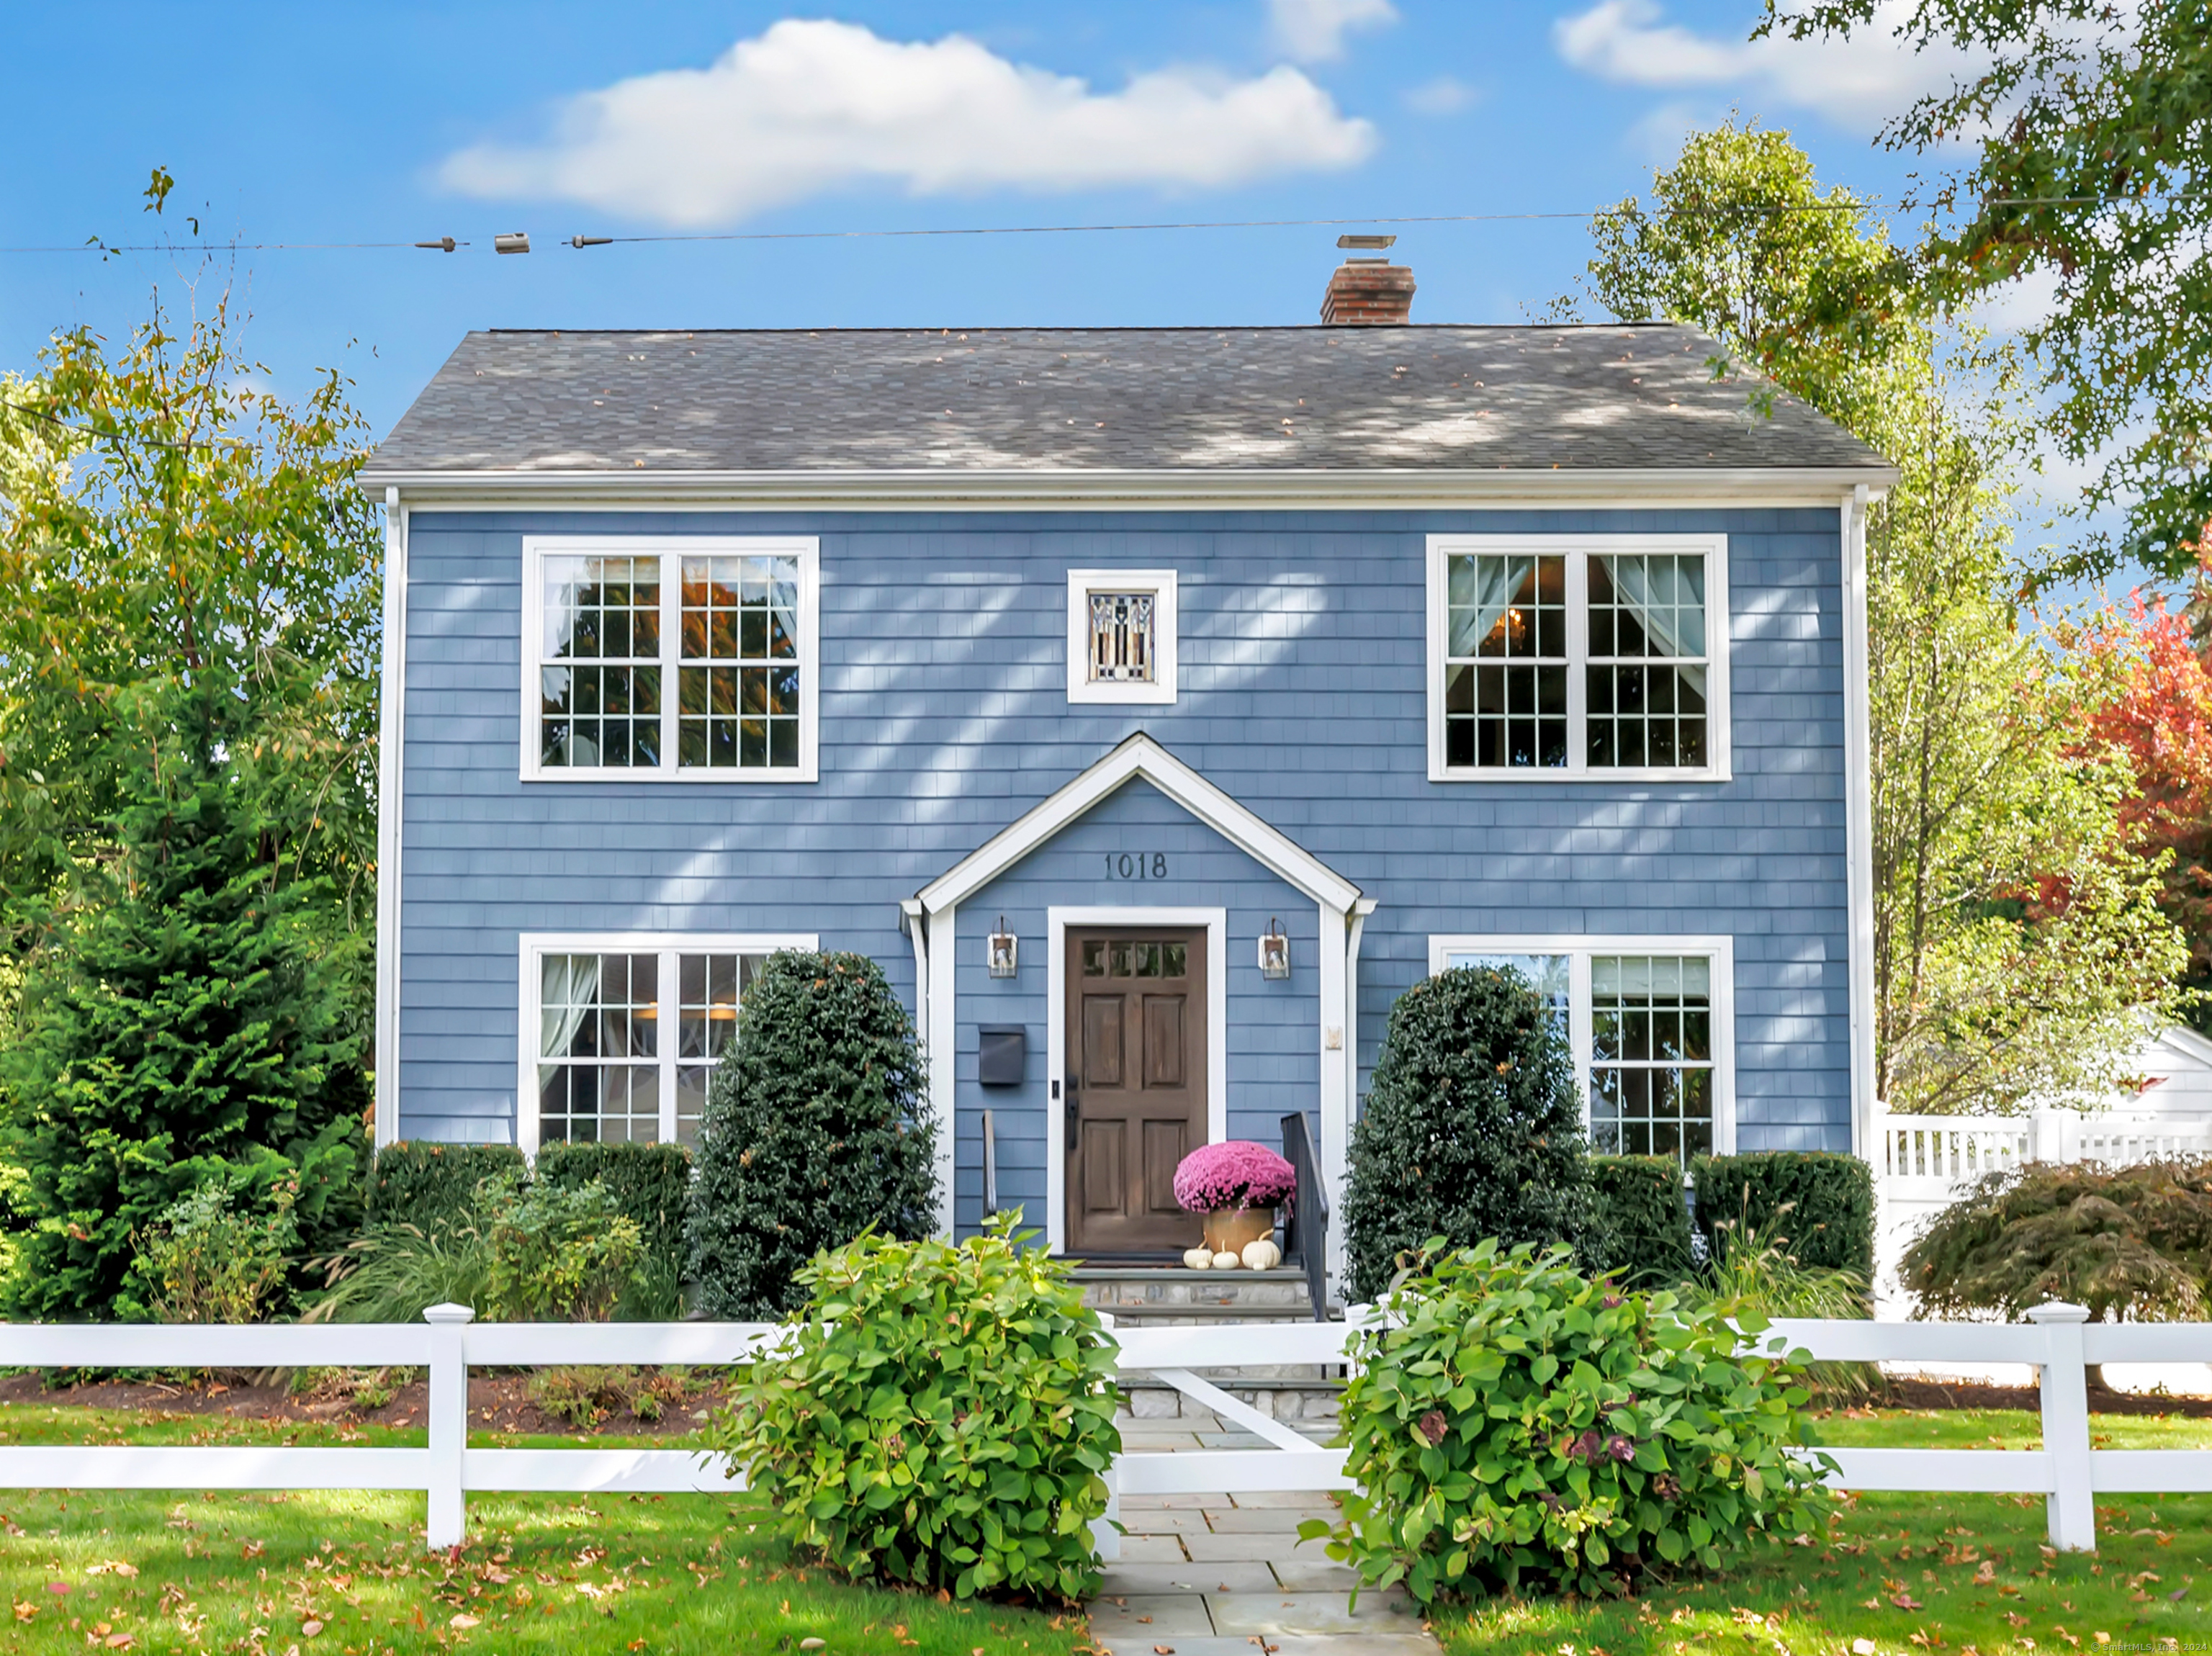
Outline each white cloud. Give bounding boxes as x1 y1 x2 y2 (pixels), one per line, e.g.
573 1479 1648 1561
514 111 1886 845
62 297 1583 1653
1552 0 1979 135
1269 0 1398 63
1403 76 1480 115
439 19 1378 228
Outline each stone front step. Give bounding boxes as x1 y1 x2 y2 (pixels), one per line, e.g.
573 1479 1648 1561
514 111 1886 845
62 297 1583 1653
1076 1267 1343 1418
1117 1376 1345 1422
1073 1265 1316 1314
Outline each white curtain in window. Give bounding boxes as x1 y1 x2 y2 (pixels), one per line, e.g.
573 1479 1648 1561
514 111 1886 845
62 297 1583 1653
1447 554 1533 657
539 953 600 1060
1604 557 1706 662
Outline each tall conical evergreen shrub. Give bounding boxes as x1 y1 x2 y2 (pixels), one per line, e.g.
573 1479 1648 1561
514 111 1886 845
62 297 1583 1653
0 675 368 1320
687 950 937 1318
1342 966 1595 1302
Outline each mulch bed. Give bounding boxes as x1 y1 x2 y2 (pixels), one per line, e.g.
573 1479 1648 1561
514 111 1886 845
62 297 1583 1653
1866 1376 2212 1420
0 1369 737 1436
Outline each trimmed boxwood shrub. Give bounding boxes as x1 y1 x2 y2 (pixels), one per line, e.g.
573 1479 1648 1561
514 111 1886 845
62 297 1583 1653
1342 966 1596 1302
1693 1152 1875 1279
1590 1156 1695 1289
536 1140 691 1270
686 950 938 1318
366 1142 524 1236
708 1220 1120 1602
1305 1238 1833 1601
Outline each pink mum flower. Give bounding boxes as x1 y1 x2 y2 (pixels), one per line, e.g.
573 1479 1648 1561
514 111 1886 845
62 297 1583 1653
1172 1140 1296 1212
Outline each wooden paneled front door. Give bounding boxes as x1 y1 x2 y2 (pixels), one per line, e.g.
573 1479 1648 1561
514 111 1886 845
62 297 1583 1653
1065 927 1208 1256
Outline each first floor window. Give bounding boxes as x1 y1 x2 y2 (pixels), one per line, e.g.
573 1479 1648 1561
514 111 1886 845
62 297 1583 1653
525 536 818 782
1431 935 1732 1166
523 935 815 1151
1428 535 1729 780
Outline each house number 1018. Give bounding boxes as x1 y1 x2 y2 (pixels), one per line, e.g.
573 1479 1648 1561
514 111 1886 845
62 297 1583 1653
1105 853 1169 881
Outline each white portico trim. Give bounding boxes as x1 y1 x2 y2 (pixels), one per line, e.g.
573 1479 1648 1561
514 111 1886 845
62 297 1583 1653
907 734 1367 1284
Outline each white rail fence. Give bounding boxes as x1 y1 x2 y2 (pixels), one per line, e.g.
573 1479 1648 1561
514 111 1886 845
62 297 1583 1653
1874 1107 2212 1313
6 1302 2212 1557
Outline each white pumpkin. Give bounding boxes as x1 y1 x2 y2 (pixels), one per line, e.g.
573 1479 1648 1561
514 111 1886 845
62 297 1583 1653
1240 1238 1282 1272
1211 1249 1242 1269
1182 1246 1213 1270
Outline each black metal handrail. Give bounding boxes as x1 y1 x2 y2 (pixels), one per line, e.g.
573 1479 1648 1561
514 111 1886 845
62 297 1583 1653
1280 1110 1329 1320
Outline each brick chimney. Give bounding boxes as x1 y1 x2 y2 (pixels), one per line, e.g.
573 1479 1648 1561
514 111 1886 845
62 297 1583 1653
1321 235 1414 325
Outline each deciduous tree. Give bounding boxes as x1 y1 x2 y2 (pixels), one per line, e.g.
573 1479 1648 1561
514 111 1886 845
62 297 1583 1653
1567 121 2189 1112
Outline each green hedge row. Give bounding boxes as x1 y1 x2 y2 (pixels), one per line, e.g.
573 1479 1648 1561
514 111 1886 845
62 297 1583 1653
365 1142 524 1235
1583 1151 1875 1287
1588 1156 1696 1288
1691 1151 1875 1280
368 1140 693 1280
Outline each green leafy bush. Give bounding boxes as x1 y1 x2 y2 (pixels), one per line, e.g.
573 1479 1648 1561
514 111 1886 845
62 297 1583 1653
1342 967 1596 1302
687 950 938 1319
135 1178 299 1323
1588 1156 1695 1288
537 1138 690 1271
1692 1152 1874 1280
367 1142 526 1236
1902 1156 2212 1323
708 1220 1120 1603
1306 1238 1833 1602
482 1176 643 1323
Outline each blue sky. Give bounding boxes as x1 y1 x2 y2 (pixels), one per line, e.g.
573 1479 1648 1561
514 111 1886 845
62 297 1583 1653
0 1 1963 444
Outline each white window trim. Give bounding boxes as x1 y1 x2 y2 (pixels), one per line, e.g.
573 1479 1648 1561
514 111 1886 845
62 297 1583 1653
1424 534 1731 783
1066 568 1178 705
1043 906 1227 1254
1426 933 1737 1156
520 534 821 783
516 931 818 1156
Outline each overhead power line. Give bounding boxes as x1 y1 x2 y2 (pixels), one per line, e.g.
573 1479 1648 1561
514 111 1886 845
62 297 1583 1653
0 197 2133 258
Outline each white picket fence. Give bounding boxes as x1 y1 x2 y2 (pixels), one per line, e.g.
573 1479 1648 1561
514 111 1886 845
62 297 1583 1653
6 1303 2212 1557
1874 1107 2212 1314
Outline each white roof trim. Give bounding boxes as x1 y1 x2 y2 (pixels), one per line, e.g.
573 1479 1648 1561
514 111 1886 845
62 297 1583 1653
2153 1023 2212 1071
357 464 1898 512
915 734 1362 917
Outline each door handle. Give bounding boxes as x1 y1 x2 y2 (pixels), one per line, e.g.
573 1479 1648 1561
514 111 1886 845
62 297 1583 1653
1065 1076 1080 1152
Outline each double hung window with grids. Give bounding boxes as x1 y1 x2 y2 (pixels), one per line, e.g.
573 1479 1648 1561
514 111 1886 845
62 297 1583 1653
526 536 817 780
523 937 814 1153
1428 536 1727 780
1431 937 1732 1169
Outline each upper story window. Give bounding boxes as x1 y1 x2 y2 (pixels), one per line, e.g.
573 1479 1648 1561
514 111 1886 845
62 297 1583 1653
1429 935 1735 1167
1425 535 1729 782
523 536 819 782
1067 569 1177 705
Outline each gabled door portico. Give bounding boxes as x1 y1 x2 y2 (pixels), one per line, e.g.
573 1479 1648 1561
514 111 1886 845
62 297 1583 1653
904 734 1371 1289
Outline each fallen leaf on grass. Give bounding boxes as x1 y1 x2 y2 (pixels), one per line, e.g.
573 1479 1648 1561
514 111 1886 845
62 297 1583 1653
87 1561 139 1578
302 1619 323 1637
2172 1589 2190 1602
1890 1593 1924 1611
1974 1561 1997 1586
1851 1642 1876 1655
451 1613 480 1629
1153 1647 1174 1655
103 1637 134 1650
12 1602 33 1624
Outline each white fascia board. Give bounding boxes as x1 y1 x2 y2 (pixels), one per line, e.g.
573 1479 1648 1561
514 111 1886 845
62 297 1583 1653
359 465 1901 512
915 734 1361 917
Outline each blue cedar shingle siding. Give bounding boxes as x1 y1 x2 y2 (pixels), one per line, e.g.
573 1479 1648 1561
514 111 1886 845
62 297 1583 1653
397 505 1851 1189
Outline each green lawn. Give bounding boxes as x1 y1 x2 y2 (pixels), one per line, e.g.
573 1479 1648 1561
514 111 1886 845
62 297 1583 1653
1433 1406 2212 1656
0 1403 1090 1655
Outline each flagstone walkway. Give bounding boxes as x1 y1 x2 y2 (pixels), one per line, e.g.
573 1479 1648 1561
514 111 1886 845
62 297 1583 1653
1087 1406 1442 1656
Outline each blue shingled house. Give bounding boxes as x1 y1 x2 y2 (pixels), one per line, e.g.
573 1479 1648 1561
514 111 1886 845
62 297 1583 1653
359 252 1895 1278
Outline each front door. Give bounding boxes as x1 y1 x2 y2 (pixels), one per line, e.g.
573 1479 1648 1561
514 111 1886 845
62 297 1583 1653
1065 927 1208 1256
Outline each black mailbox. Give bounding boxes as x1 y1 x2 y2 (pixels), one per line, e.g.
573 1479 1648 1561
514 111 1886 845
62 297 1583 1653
977 1025 1026 1088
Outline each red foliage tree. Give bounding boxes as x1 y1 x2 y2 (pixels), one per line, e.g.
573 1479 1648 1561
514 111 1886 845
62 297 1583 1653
2071 565 2212 1030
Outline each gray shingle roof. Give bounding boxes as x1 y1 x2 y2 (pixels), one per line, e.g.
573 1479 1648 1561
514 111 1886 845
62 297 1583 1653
364 323 1892 477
